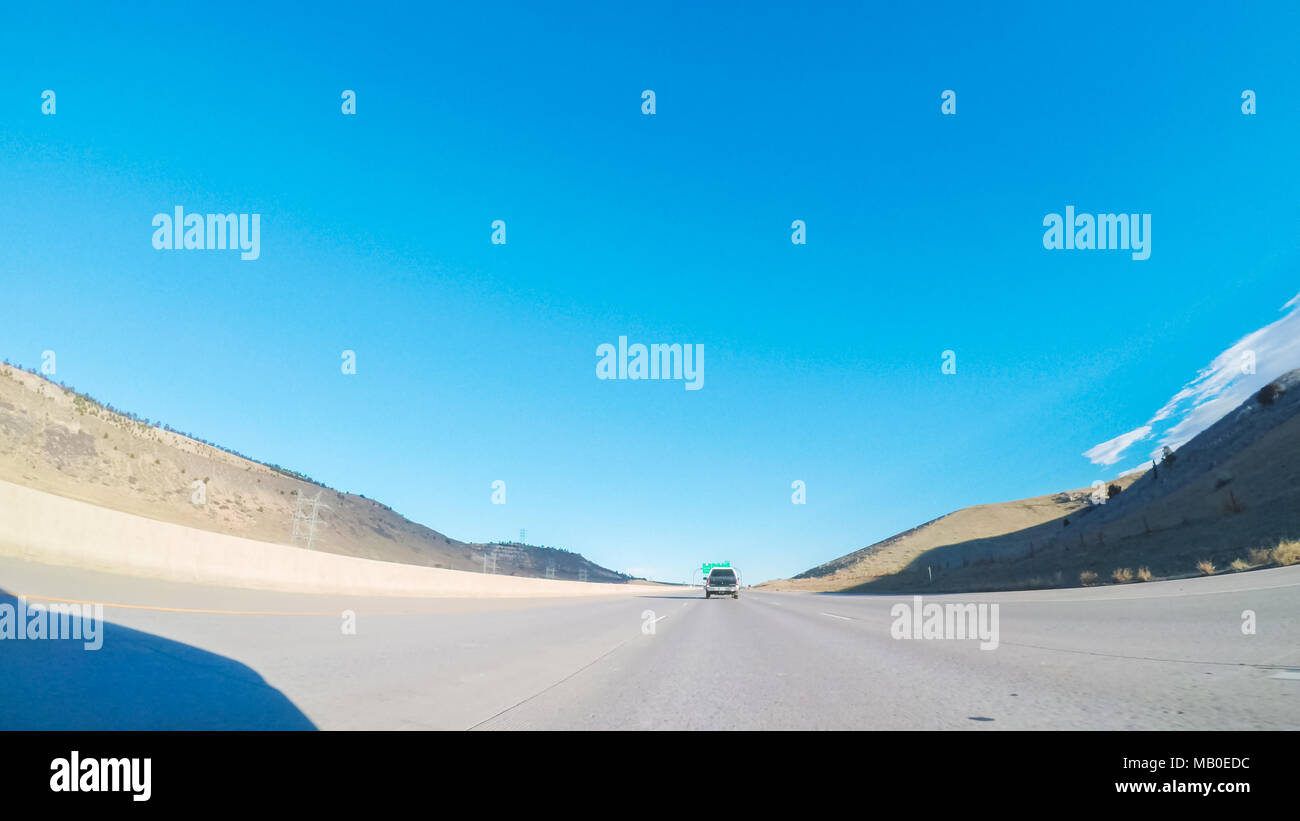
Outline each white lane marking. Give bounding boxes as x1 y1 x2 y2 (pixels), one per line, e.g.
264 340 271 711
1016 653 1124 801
821 612 854 621
757 573 1300 608
750 575 1300 620
939 577 1300 604
1270 670 1300 680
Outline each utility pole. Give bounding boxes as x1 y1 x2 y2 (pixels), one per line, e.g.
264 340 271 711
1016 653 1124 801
490 542 523 575
290 489 330 550
578 568 588 583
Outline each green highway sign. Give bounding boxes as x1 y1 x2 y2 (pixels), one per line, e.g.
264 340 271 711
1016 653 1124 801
702 561 730 575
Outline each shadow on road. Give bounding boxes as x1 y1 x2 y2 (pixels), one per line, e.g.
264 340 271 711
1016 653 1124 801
0 590 316 730
633 594 706 599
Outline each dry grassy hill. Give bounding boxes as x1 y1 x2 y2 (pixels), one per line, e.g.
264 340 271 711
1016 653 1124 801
0 362 627 582
762 369 1300 593
758 475 1140 592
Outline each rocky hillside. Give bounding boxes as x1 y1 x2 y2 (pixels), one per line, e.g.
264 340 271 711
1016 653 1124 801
0 362 627 582
765 370 1300 593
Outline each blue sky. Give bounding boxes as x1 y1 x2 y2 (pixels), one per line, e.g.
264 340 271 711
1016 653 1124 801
1 2 1297 583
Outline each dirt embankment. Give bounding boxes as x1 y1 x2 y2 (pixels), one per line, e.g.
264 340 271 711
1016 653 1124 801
762 370 1300 594
0 363 626 582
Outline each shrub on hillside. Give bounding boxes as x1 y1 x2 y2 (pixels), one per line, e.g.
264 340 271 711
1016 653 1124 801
1273 540 1300 566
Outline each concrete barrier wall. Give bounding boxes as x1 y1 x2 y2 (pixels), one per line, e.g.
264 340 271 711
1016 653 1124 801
0 479 660 598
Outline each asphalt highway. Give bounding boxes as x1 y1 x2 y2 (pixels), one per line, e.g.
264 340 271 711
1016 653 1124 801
2 557 1296 730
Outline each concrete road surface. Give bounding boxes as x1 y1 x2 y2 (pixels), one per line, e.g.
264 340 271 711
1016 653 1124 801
2 556 1297 730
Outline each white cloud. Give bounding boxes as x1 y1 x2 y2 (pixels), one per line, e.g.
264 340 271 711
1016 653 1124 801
1083 425 1152 466
1085 291 1300 469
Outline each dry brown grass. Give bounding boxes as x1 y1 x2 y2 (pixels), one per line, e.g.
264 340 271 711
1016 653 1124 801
1136 567 1152 582
1196 559 1216 575
1230 558 1251 571
1273 540 1300 566
1080 570 1098 586
1111 567 1134 583
1249 547 1273 566
1239 541 1300 569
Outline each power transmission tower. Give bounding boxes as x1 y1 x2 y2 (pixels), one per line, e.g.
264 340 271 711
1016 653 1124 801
545 564 556 579
290 489 330 550
492 542 524 575
578 568 588 583
519 528 526 544
481 552 497 574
